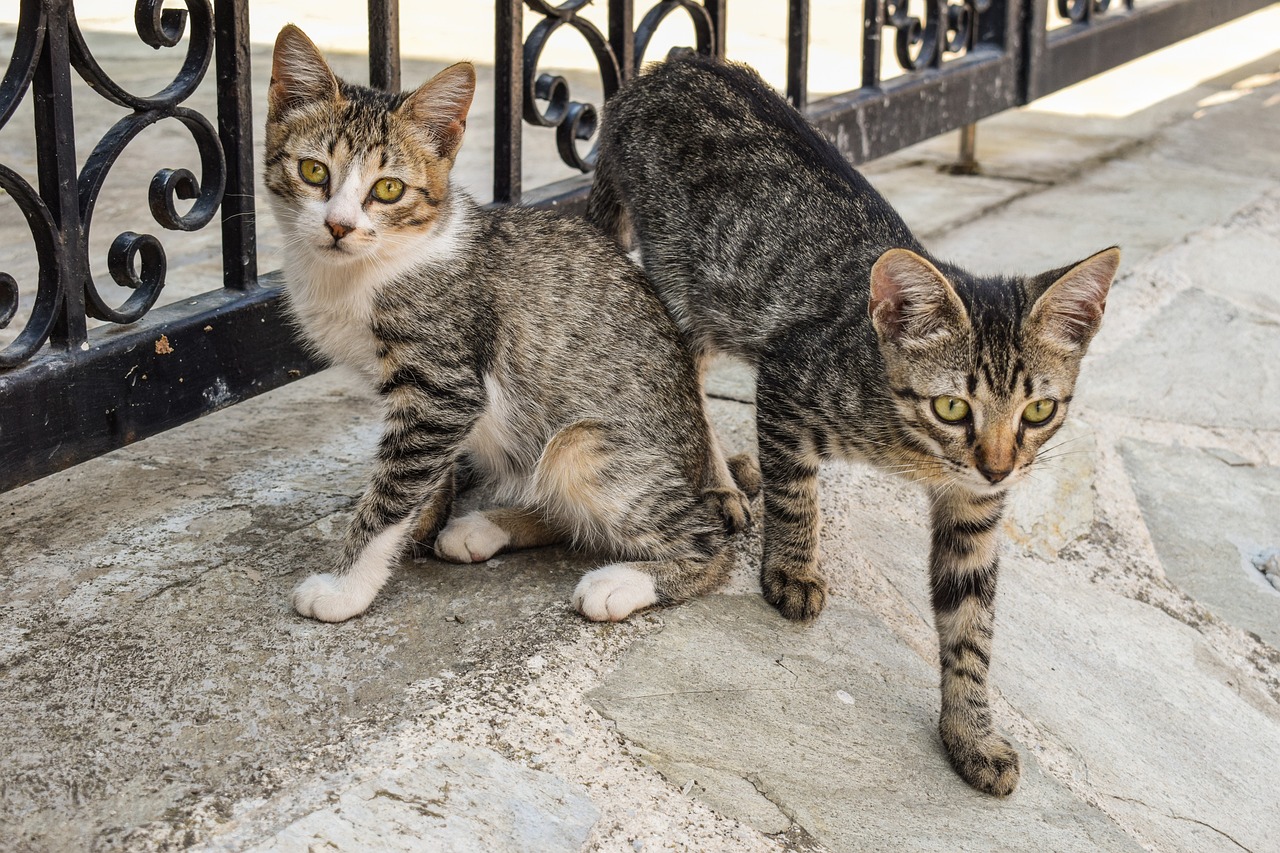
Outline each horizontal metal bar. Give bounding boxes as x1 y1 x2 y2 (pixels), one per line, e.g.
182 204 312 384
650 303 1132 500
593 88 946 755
0 275 321 492
1028 0 1275 99
806 46 1019 165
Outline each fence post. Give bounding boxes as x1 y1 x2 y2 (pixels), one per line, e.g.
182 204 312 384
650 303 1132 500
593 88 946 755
214 0 257 291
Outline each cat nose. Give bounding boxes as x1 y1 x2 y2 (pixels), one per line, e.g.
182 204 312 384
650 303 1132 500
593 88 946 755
325 219 353 241
977 462 1011 484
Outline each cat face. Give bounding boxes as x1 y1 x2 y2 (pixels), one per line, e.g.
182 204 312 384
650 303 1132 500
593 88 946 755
869 247 1120 493
263 25 474 268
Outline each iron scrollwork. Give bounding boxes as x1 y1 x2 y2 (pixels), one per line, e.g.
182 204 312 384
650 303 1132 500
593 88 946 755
522 0 621 172
0 0 228 368
634 1 716 68
1055 0 1130 25
0 165 65 369
884 0 993 72
521 0 719 174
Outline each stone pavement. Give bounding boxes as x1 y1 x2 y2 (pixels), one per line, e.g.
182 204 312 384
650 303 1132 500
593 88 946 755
3 8 1280 853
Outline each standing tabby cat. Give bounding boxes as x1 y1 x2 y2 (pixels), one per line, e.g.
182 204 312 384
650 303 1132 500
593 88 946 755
264 27 753 625
588 54 1119 795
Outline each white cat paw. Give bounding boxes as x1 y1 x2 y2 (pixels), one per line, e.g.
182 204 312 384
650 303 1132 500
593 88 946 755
573 564 659 622
292 573 372 623
434 512 511 564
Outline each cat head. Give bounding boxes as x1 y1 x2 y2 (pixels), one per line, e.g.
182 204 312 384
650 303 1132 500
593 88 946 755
263 25 474 269
868 246 1120 493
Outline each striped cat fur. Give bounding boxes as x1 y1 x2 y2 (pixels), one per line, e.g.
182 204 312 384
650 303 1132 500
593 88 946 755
263 27 754 627
588 53 1120 795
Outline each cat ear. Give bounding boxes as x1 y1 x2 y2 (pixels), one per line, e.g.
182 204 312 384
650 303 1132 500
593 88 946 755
401 63 476 162
269 25 339 117
869 248 969 348
1026 247 1120 352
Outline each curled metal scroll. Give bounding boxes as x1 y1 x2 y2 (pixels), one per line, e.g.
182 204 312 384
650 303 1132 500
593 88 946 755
0 2 46 130
1056 0 1116 25
634 1 716 69
0 165 65 369
521 0 720 173
522 0 622 172
885 0 992 72
68 0 214 111
77 107 226 324
0 0 226 369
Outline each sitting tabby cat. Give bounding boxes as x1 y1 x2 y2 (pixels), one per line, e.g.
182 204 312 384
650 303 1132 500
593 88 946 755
588 53 1119 796
264 26 753 625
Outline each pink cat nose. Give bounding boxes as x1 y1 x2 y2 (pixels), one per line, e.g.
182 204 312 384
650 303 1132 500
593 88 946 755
977 463 1010 484
325 219 353 241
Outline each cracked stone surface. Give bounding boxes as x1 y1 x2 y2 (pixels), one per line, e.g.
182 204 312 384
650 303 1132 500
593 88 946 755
992 561 1280 853
0 372 598 851
3 11 1280 853
246 743 598 852
590 595 1141 852
1120 439 1280 648
1080 289 1280 430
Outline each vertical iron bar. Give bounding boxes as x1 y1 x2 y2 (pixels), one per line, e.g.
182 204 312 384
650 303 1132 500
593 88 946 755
214 0 257 291
368 0 401 91
949 123 979 174
862 0 884 88
786 0 809 108
930 0 946 69
1022 0 1049 102
949 0 988 174
494 0 523 204
704 0 727 58
33 0 85 349
609 0 636 77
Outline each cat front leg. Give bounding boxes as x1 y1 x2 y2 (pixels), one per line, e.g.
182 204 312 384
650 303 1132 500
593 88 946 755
756 397 827 620
292 375 482 622
928 486 1020 795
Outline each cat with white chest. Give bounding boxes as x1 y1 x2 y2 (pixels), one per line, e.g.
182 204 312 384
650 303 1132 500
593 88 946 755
263 26 754 625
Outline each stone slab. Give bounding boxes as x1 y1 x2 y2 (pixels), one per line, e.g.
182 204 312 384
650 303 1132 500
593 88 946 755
590 595 1141 853
1153 69 1280 182
247 743 598 853
0 371 594 850
994 557 1280 853
1080 288 1280 430
704 356 757 405
1116 187 1280 323
1120 439 1280 648
1004 417 1098 559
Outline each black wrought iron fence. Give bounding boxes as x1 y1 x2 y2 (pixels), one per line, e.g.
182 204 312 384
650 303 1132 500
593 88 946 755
0 0 1272 493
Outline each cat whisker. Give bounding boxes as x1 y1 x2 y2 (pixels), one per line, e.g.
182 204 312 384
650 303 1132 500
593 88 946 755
1037 432 1094 456
1034 449 1096 464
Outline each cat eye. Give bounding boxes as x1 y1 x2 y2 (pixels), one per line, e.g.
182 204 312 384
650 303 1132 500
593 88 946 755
298 159 329 186
1022 399 1057 424
371 177 405 203
932 396 970 423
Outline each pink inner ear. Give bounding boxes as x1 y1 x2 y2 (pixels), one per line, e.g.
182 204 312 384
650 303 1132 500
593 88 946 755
404 65 476 159
869 249 966 344
269 28 338 114
1034 248 1119 346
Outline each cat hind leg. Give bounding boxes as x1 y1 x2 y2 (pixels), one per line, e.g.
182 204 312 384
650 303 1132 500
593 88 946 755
533 419 734 620
434 507 560 564
573 548 733 622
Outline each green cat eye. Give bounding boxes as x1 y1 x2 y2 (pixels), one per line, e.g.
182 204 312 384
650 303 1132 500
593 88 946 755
371 177 405 203
932 396 970 423
298 159 329 186
1022 399 1057 424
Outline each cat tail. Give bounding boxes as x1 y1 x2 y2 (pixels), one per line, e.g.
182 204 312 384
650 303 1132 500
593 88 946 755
585 154 632 251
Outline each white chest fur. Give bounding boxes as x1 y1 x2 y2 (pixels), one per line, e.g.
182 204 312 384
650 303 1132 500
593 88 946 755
278 201 472 382
284 265 383 379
